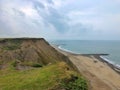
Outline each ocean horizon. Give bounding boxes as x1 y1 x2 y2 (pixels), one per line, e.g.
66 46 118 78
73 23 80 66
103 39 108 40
50 40 120 67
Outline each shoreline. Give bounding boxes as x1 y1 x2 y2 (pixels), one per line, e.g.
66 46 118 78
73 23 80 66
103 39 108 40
57 45 120 74
94 55 120 74
53 44 120 90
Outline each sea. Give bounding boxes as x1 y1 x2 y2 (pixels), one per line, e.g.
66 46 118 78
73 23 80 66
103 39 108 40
50 40 120 68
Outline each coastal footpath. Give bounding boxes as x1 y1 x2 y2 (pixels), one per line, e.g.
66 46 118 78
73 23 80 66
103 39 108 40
54 46 120 90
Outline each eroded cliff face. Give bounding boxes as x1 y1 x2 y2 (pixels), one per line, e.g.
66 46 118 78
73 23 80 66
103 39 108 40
0 38 68 70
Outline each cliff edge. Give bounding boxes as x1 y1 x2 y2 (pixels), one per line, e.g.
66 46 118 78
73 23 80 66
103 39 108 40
0 38 68 70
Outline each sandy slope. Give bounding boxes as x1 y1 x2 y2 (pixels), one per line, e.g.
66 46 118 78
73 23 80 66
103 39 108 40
0 38 69 70
54 46 120 90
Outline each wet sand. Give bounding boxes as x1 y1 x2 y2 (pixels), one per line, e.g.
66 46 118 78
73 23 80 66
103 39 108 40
53 45 120 90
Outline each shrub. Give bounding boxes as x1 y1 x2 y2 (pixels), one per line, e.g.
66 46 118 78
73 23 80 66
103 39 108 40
11 61 18 67
61 75 88 90
32 63 42 68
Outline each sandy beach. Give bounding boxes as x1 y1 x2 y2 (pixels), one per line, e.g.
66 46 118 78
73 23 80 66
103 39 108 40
53 46 120 90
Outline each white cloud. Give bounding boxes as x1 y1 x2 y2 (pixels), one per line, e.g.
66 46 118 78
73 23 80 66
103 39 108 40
20 6 38 18
0 0 120 40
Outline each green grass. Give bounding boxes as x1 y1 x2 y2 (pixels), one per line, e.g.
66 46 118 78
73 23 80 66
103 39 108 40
0 62 88 90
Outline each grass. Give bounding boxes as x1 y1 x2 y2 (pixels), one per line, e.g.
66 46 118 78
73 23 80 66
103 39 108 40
0 62 88 90
1 39 22 50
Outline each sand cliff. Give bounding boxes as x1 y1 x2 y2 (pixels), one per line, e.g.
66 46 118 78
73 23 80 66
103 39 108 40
0 38 68 70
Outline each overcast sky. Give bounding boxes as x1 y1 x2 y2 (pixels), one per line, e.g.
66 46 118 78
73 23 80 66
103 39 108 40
0 0 120 40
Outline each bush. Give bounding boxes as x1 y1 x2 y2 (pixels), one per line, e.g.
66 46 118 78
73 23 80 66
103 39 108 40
32 63 42 68
61 75 88 90
11 61 18 67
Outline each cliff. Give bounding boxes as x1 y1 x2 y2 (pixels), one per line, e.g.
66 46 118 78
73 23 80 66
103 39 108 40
0 38 68 70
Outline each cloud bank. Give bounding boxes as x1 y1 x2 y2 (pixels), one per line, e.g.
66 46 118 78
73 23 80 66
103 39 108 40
0 0 120 40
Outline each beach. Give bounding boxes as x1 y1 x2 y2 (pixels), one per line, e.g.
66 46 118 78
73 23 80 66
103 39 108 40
53 45 120 90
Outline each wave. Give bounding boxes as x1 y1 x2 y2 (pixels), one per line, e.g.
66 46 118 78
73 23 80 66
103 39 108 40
100 56 114 64
58 45 80 54
100 56 120 69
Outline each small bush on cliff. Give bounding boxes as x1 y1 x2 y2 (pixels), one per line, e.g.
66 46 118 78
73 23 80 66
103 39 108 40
32 63 43 68
11 61 18 67
61 75 88 90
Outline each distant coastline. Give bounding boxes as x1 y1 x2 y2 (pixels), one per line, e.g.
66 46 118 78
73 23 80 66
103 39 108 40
56 44 120 74
50 40 120 66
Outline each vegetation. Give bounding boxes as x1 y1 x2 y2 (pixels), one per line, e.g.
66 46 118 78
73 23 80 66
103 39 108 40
61 75 88 90
32 63 43 68
2 45 20 50
1 39 22 50
0 62 88 90
11 61 18 67
19 62 43 68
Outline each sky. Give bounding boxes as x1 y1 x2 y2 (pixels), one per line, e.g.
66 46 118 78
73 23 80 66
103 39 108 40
0 0 120 40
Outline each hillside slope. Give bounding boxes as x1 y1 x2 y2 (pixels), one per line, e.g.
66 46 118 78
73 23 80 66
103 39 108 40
0 38 68 70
